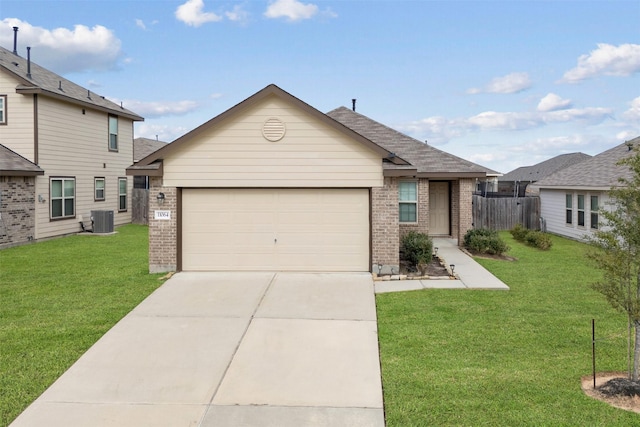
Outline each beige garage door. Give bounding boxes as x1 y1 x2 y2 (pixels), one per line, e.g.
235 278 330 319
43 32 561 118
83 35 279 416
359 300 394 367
182 189 370 271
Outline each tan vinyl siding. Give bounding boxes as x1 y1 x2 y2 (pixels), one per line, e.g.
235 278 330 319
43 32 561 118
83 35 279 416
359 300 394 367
33 96 134 239
163 97 383 188
0 71 36 160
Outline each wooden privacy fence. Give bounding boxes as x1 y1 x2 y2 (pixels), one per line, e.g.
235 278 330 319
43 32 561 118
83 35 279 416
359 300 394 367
472 195 541 231
131 189 149 224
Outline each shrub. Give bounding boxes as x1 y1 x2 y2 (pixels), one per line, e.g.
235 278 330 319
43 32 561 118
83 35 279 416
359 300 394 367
510 223 529 242
524 230 553 250
463 228 509 255
401 231 434 267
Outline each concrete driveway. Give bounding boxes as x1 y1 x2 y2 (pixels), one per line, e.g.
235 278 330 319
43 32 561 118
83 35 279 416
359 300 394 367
10 272 384 427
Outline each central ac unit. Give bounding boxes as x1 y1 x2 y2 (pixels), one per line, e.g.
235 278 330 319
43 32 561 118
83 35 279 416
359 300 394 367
91 210 114 233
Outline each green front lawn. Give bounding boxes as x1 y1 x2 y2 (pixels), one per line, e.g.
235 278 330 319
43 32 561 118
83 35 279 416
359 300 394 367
0 225 165 426
377 232 638 426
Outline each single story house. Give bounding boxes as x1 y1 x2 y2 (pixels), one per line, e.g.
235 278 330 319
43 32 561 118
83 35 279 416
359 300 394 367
532 137 638 240
128 84 496 274
498 152 591 197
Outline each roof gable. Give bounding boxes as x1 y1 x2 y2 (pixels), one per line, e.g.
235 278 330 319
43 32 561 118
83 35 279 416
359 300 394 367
0 46 143 121
134 84 404 169
535 137 639 189
327 107 495 178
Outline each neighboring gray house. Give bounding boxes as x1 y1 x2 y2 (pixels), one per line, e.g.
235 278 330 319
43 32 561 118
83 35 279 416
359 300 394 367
128 84 496 274
533 137 639 240
498 152 591 196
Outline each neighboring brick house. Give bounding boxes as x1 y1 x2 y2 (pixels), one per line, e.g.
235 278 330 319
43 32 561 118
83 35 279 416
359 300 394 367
0 144 43 247
532 138 639 241
0 42 143 248
129 84 494 274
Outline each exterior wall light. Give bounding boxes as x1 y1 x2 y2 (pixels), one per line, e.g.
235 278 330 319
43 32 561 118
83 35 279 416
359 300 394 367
157 192 165 204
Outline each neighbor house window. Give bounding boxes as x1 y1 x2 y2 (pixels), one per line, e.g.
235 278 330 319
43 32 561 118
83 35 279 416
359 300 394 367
108 115 118 151
565 194 572 224
118 177 127 211
577 194 585 227
0 95 6 124
399 181 417 223
94 177 105 201
591 196 599 229
51 177 75 219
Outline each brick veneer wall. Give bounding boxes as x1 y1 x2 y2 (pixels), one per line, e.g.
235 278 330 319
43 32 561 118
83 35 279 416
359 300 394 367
457 178 474 243
371 177 399 274
0 176 36 249
148 177 177 273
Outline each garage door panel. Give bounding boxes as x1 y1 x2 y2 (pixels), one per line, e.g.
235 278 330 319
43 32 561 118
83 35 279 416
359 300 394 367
182 189 369 271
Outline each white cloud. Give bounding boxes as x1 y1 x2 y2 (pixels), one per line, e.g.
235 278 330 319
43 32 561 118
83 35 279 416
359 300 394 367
135 19 146 30
623 96 640 122
116 99 201 118
225 5 249 23
537 93 572 112
135 123 191 143
561 43 640 83
0 18 122 74
467 72 532 94
400 105 612 144
264 0 319 21
175 0 222 27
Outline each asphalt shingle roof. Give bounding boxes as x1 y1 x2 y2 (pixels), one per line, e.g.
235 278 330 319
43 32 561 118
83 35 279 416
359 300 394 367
327 107 498 177
534 137 639 189
0 144 44 176
0 45 143 121
501 152 591 182
133 137 168 163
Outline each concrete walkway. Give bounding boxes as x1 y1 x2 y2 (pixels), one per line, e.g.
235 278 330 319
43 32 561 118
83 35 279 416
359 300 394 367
10 272 384 427
375 238 510 293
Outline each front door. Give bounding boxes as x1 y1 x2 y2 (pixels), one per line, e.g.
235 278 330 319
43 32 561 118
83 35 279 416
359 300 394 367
429 182 450 235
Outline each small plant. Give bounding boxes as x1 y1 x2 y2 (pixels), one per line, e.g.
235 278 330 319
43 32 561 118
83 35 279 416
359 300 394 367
510 224 553 250
524 230 553 250
463 228 509 255
401 231 434 267
510 223 529 242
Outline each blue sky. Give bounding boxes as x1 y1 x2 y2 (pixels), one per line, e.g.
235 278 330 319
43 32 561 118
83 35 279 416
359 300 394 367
1 0 638 173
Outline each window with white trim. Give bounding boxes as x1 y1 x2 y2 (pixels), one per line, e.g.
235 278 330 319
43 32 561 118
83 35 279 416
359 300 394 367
565 194 572 224
0 95 6 124
591 196 599 229
118 177 127 211
108 115 118 151
399 181 417 223
577 194 585 227
95 177 105 201
51 177 75 219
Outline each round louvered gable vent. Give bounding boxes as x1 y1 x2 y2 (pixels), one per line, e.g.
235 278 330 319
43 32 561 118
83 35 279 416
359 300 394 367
262 118 286 142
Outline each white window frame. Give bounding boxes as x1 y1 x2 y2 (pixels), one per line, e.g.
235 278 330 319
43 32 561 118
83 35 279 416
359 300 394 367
577 194 585 227
118 177 127 212
565 194 573 225
50 177 75 219
108 115 118 151
0 95 6 125
590 195 599 229
399 180 418 223
94 177 105 201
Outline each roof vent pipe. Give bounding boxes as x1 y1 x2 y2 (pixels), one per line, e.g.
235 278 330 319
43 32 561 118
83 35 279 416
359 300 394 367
12 27 18 55
26 47 32 79
352 99 356 112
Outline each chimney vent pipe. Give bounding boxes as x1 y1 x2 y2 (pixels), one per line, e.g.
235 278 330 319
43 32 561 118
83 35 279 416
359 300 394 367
352 99 356 112
12 27 18 55
26 47 32 79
